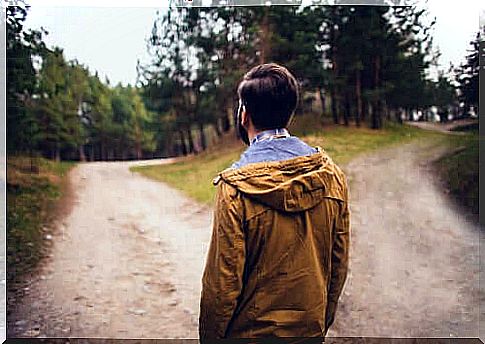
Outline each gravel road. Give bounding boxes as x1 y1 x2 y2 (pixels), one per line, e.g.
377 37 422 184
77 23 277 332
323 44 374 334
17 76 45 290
7 137 482 339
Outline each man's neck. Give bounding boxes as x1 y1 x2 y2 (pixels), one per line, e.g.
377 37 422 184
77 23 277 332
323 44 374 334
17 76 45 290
247 127 259 144
249 128 290 145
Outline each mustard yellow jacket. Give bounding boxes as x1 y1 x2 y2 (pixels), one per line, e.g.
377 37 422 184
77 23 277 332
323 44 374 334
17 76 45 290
199 148 350 339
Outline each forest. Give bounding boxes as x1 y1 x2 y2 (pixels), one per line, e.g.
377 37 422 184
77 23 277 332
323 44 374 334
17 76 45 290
6 3 480 161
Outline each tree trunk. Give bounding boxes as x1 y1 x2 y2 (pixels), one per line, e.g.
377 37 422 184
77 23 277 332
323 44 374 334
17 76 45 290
29 147 35 173
214 121 222 137
179 130 188 156
395 108 403 124
55 142 61 162
222 113 231 132
330 88 339 125
366 102 372 127
371 55 381 129
371 103 380 129
136 142 142 160
101 140 106 161
79 145 86 162
383 101 390 121
227 105 235 130
343 92 350 126
318 88 326 117
355 70 362 127
376 100 382 129
199 123 207 151
186 128 195 154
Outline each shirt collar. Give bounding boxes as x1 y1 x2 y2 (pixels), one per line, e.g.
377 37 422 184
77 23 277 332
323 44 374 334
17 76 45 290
251 128 290 145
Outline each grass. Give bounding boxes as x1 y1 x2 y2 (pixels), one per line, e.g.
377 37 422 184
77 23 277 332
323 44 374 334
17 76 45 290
132 116 446 205
7 156 76 287
434 130 479 217
301 121 445 165
132 144 245 205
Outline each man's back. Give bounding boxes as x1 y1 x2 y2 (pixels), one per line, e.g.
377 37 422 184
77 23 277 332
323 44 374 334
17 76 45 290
199 63 350 339
199 145 350 338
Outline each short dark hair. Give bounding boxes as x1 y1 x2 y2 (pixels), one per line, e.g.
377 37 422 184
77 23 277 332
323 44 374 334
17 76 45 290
237 63 299 130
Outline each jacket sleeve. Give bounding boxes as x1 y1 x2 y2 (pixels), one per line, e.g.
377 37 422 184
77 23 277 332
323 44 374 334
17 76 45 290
325 173 351 333
199 181 246 339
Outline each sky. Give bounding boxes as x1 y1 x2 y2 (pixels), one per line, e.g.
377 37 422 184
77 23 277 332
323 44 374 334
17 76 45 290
24 0 485 86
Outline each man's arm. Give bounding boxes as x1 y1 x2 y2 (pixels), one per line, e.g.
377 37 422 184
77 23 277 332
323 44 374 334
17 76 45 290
325 175 350 333
199 181 246 339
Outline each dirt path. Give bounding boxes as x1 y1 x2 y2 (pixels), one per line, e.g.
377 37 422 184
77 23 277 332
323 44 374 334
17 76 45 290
8 137 482 338
405 118 477 133
8 159 213 338
328 139 482 338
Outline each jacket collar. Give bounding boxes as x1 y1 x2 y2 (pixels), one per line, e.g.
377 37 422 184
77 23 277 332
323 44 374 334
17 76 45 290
214 147 346 212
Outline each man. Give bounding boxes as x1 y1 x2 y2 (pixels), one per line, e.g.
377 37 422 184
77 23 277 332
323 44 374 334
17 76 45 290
199 63 350 339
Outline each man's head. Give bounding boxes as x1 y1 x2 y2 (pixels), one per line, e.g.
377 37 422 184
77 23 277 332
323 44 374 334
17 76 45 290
236 63 299 144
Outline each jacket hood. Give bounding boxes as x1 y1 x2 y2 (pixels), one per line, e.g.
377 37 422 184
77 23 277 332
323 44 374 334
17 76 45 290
217 147 346 212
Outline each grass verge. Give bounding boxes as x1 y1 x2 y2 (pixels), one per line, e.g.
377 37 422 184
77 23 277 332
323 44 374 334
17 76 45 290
7 156 76 287
132 119 446 205
433 130 479 218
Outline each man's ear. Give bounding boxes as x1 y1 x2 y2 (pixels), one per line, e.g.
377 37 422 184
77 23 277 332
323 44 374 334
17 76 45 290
241 107 249 127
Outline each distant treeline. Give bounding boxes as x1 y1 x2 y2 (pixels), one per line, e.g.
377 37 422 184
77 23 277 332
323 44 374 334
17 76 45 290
7 4 479 161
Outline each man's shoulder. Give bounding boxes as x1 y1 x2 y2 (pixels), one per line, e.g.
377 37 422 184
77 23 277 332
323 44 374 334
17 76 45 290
331 160 347 180
324 158 349 200
213 172 239 199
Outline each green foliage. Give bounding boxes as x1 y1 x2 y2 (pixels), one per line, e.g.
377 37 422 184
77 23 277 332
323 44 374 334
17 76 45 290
322 5 439 127
266 6 325 94
455 32 479 112
6 4 49 153
425 73 456 110
7 4 158 161
111 85 157 158
139 4 444 141
8 3 459 161
32 48 84 159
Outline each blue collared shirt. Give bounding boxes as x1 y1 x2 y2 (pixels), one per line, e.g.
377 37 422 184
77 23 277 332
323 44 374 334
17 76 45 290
231 128 318 169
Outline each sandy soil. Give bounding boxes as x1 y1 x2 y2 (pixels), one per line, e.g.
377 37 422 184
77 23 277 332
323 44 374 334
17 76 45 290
7 136 483 338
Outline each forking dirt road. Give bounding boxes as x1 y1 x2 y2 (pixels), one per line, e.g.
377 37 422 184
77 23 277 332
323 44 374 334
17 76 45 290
7 136 483 338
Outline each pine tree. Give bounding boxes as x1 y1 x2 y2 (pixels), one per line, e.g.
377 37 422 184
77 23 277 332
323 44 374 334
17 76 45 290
455 32 479 116
6 4 48 157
